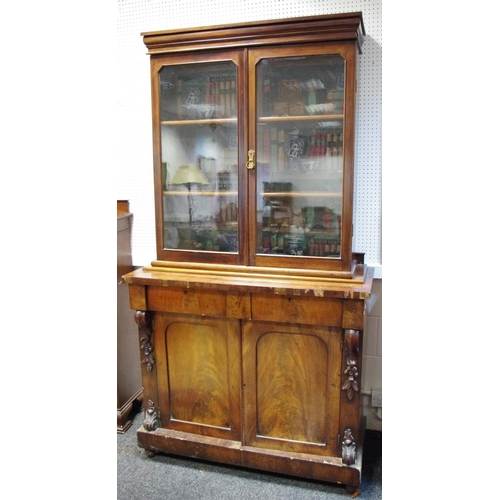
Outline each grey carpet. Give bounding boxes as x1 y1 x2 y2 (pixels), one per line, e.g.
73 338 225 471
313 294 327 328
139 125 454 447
118 410 382 499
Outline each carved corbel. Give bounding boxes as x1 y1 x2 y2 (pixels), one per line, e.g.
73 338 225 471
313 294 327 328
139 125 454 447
342 428 357 465
143 399 160 432
135 310 155 372
342 329 359 401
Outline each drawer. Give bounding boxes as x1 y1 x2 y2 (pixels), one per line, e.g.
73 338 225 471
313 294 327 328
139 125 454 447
146 287 226 317
251 294 343 327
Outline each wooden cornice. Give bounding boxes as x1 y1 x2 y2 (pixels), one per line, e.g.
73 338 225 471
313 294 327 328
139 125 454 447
142 12 365 55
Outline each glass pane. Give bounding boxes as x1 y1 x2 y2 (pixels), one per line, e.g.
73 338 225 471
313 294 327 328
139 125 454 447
255 54 345 258
159 62 238 253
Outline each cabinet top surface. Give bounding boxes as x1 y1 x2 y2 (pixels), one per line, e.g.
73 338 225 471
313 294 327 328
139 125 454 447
123 262 373 299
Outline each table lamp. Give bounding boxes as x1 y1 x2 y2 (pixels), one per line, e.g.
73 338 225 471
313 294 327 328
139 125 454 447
170 164 210 224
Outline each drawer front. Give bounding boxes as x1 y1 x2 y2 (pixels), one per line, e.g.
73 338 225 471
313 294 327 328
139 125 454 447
251 294 343 327
147 286 226 317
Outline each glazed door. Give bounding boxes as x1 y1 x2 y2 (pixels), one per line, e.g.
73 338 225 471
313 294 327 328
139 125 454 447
248 43 357 272
242 320 343 457
151 50 247 265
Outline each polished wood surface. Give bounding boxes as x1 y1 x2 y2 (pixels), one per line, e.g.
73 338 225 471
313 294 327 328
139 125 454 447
137 426 363 486
142 12 365 54
127 12 371 492
124 261 372 300
251 294 344 326
242 321 342 456
167 322 231 427
153 313 242 441
256 332 328 443
125 262 371 487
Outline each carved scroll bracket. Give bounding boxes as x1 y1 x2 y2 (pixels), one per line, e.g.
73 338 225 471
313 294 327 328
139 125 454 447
342 329 359 401
143 399 160 432
342 428 357 465
135 310 155 372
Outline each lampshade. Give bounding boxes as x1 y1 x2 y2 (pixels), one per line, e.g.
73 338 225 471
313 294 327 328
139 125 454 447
170 164 210 186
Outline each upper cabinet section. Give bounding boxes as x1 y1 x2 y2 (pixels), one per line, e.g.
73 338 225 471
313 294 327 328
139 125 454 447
143 13 364 276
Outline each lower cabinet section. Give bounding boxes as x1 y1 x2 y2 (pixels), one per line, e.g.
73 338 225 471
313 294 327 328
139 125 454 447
125 265 372 492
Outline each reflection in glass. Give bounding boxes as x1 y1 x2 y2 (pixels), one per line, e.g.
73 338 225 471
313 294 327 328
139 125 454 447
159 61 238 253
256 54 345 258
170 164 210 225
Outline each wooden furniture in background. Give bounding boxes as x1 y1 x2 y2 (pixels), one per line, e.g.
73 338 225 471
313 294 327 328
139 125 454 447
117 201 142 433
124 13 373 493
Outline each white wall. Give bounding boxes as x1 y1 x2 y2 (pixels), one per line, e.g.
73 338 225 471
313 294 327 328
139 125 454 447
117 0 383 429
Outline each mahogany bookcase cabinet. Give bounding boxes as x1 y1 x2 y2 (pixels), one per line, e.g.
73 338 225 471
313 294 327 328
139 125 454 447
124 12 373 494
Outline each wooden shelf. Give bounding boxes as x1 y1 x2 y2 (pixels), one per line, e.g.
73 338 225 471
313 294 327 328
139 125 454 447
160 115 342 126
260 191 341 198
161 118 237 126
163 190 340 198
258 114 344 123
164 190 238 196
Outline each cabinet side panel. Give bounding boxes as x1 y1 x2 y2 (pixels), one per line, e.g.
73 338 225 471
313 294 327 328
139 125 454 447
128 284 147 310
342 299 365 330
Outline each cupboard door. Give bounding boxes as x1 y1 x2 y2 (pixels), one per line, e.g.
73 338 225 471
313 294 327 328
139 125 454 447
151 50 248 265
154 313 242 441
242 321 342 456
248 43 357 271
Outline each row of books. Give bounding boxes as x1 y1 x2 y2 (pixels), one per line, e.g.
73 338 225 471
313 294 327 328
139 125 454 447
262 75 345 116
260 127 344 172
161 75 237 120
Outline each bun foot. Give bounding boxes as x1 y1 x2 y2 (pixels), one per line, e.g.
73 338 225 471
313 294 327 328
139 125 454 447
346 485 361 497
